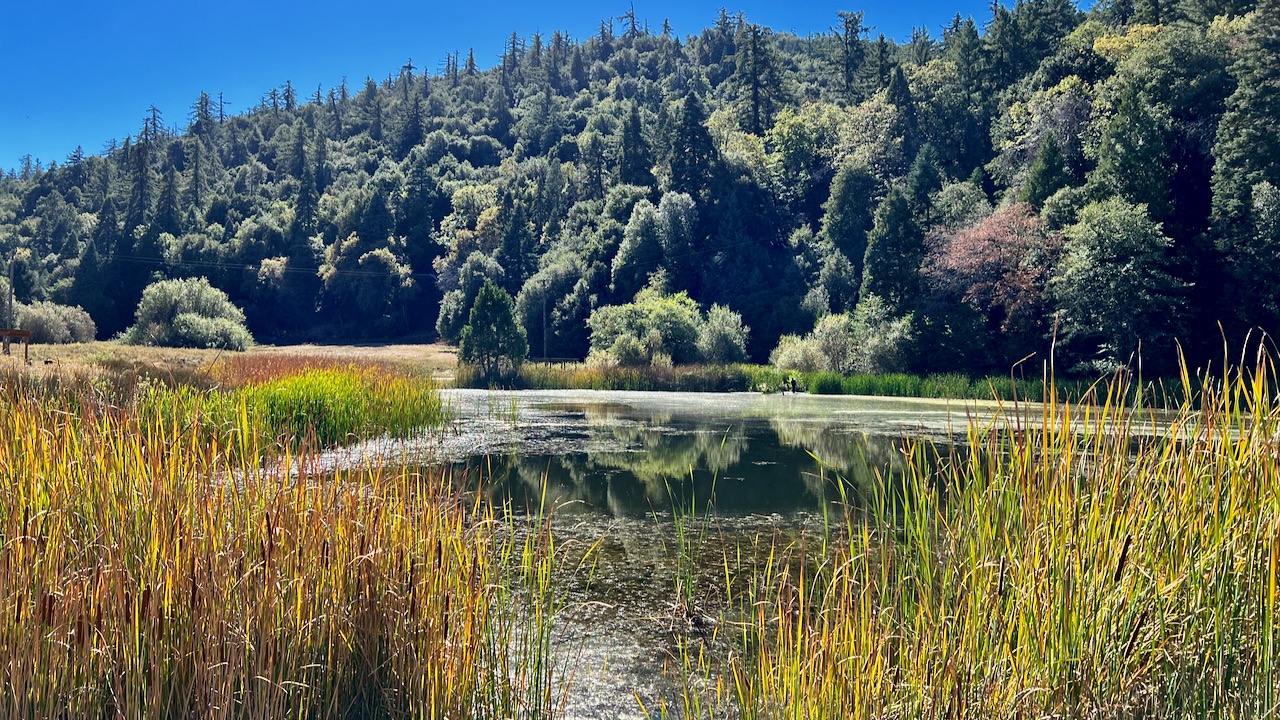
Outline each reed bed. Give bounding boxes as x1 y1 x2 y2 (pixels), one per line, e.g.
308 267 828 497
686 360 1280 719
0 374 565 719
462 362 1188 406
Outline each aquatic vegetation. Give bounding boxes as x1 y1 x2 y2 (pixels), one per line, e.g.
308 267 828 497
687 359 1280 718
0 370 564 719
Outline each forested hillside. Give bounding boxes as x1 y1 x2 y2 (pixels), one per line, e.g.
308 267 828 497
2 0 1277 374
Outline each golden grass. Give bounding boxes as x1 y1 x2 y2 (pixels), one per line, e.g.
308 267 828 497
686 359 1280 719
0 371 561 719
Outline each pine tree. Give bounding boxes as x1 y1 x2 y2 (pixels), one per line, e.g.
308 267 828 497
820 163 877 285
885 66 919 161
1093 86 1172 221
830 11 867 101
1021 134 1072 210
904 145 944 218
668 93 716 199
154 166 183 237
123 130 153 234
619 104 655 187
729 23 791 135
398 99 424 159
861 189 924 314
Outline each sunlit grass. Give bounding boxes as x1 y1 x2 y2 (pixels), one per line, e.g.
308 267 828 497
0 368 564 719
679 357 1280 718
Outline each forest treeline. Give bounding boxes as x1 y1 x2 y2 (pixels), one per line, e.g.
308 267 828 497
2 0 1278 374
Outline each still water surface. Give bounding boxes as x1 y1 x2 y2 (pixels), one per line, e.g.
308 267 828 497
406 390 998 718
315 390 1026 716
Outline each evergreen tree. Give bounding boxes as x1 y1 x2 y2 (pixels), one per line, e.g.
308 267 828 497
861 189 924 314
123 131 153 234
1021 134 1071 210
830 11 867 100
885 66 919 161
904 144 944 218
619 104 655 187
397 99 424 159
820 162 877 283
459 280 528 379
729 23 790 135
668 93 716 199
154 166 183 237
1093 86 1172 221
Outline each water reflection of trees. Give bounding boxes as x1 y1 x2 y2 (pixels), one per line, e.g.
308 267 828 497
465 408 967 519
768 418 910 498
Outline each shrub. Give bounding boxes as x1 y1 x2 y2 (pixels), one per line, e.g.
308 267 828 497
770 334 823 372
697 304 750 364
768 295 914 375
122 277 254 351
16 301 97 343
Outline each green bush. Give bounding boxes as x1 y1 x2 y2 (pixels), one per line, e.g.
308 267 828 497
16 301 97 343
122 277 254 351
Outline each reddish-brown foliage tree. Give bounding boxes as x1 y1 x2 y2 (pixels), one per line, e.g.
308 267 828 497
926 203 1063 349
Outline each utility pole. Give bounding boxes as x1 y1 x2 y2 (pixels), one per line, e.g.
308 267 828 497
542 280 548 361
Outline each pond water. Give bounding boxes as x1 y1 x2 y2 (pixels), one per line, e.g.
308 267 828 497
345 390 1025 717
401 390 1005 718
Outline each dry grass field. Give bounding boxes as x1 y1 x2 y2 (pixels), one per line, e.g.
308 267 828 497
0 341 458 383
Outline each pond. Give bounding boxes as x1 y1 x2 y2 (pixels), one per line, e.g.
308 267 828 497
343 390 1027 718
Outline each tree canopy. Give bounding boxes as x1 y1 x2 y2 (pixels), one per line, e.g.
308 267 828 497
0 2 1269 374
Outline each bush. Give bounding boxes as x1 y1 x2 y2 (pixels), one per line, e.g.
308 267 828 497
697 304 750 364
122 277 254 351
768 295 914 375
16 301 97 343
770 334 823 372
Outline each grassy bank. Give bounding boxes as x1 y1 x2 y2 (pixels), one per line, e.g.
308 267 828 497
660 363 1280 718
0 363 564 718
458 361 1192 405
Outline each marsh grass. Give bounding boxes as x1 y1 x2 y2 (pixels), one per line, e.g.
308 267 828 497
462 362 1193 406
0 368 565 719
665 357 1280 719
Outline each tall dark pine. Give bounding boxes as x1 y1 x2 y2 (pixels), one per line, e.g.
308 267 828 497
668 93 716 200
619 104 655 187
830 11 867 101
153 166 183 237
1022 134 1072 210
862 189 924 315
123 130 153 235
730 23 790 135
885 66 919 163
820 163 877 285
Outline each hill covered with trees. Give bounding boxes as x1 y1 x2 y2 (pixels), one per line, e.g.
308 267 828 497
2 0 1277 374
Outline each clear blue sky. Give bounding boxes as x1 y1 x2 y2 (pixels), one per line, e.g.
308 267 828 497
0 0 1002 171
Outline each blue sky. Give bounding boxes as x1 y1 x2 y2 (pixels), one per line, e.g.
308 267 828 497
0 0 1002 171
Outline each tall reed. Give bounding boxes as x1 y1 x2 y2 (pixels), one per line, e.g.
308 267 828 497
707 358 1280 718
0 374 561 718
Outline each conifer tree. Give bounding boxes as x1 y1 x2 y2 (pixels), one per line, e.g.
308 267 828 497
830 11 867 100
668 93 716 199
820 163 877 283
1094 87 1171 221
619 104 655 187
861 189 924 314
1021 134 1071 210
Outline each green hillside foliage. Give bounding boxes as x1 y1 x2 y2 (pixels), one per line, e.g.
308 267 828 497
1 1 1273 374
